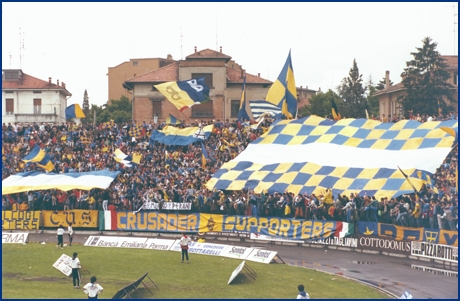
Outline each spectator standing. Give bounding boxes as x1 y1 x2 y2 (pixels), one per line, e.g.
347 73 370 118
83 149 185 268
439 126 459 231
297 284 310 299
179 232 191 264
83 276 103 299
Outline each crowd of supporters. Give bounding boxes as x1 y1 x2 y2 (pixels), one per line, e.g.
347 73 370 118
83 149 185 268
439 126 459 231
1 112 458 231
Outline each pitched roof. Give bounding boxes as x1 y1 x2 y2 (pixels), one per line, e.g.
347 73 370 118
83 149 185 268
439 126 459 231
373 82 405 96
186 48 232 61
226 67 272 84
2 72 72 96
441 55 458 70
124 62 179 85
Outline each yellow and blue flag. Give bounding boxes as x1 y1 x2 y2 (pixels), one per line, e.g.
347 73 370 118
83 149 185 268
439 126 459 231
154 78 210 112
22 145 46 163
36 154 55 172
238 75 250 123
150 124 214 146
206 117 457 200
265 50 297 119
201 142 208 169
65 103 86 119
331 99 341 120
165 114 181 125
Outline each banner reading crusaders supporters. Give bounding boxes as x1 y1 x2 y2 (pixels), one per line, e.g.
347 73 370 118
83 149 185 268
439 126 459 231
42 210 98 228
112 212 353 241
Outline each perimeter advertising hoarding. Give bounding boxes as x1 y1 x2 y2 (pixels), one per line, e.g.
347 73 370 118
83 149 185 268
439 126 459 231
83 236 176 251
42 210 98 228
170 240 229 256
2 232 29 243
220 246 254 260
245 248 278 264
355 235 411 255
2 211 40 230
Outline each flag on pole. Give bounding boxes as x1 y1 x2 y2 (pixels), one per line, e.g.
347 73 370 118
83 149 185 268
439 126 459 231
249 100 282 120
238 74 250 123
154 78 210 112
65 104 86 119
331 99 341 120
397 166 420 200
201 142 208 169
22 145 55 172
165 114 181 125
265 50 297 119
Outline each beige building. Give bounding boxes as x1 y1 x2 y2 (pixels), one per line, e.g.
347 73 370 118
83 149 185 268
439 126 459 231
107 56 175 102
374 55 458 118
123 47 316 123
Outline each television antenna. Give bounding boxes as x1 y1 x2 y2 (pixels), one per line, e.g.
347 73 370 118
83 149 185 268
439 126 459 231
19 27 25 69
180 27 183 60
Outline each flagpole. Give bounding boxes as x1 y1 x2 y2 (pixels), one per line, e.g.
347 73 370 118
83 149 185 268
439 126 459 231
179 110 193 126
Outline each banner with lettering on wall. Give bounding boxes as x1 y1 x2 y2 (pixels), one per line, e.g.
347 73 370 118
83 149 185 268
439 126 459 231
2 211 40 230
42 210 99 228
114 212 353 241
357 221 458 247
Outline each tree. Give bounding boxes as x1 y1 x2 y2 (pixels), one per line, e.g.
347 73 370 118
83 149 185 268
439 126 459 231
82 90 90 120
97 95 132 124
375 77 394 91
337 59 367 118
365 76 380 119
298 89 342 118
398 37 455 116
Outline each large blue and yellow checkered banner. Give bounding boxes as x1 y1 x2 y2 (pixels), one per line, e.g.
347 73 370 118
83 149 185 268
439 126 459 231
115 212 352 240
357 221 458 246
206 116 458 200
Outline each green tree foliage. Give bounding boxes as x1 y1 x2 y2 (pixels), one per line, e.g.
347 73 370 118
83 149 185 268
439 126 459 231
82 89 90 119
365 76 380 119
337 59 367 118
375 77 394 91
97 95 132 124
298 89 342 118
399 37 455 116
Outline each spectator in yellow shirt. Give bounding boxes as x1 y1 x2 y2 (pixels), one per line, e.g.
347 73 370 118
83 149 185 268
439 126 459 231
19 201 29 211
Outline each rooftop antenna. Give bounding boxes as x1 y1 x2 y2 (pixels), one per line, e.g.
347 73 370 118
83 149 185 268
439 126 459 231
454 4 458 55
19 27 25 70
215 5 218 51
9 52 12 69
180 27 183 60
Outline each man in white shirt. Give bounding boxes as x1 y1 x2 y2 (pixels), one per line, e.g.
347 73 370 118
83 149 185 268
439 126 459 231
297 284 310 299
179 232 191 264
71 252 81 288
83 276 103 299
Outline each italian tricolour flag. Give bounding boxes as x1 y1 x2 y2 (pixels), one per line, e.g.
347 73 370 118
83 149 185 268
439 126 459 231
104 210 117 230
333 221 353 238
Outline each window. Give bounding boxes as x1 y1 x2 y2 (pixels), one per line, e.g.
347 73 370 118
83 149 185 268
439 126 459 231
454 72 458 85
33 91 42 93
132 61 138 66
191 100 213 118
231 100 240 118
5 98 14 115
5 91 14 93
191 73 213 89
33 98 42 115
152 100 162 118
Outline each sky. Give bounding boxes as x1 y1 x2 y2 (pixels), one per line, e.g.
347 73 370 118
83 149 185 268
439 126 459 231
2 2 458 106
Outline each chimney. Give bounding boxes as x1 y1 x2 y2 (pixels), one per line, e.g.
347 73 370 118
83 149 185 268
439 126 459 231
318 87 321 92
220 46 222 53
49 77 52 84
57 79 59 86
385 71 390 89
241 68 244 79
257 73 260 77
61 81 64 87
300 86 303 89
167 54 173 60
62 82 66 89
194 46 197 53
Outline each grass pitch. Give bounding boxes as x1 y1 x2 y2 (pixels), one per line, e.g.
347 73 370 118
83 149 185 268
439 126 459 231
2 243 390 299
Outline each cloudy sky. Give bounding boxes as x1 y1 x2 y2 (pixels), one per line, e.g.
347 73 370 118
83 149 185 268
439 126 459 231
2 2 457 106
